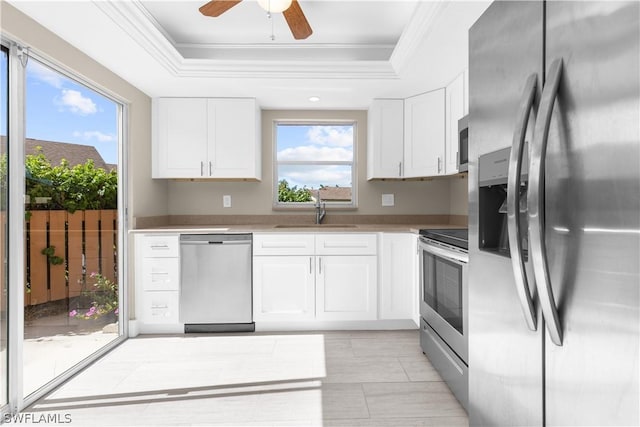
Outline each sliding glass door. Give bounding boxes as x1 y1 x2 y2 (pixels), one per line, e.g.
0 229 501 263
0 45 9 409
23 57 122 397
0 41 126 409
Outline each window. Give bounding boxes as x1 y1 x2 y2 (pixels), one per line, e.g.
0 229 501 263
274 121 355 207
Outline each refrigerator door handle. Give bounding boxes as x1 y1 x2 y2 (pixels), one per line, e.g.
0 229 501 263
529 58 564 346
508 73 538 331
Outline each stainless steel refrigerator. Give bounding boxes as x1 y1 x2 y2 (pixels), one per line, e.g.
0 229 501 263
468 1 639 426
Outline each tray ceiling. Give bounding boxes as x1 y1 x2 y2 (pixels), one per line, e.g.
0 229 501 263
7 0 492 109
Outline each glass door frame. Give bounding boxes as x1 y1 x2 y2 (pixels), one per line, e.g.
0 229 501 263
2 37 131 414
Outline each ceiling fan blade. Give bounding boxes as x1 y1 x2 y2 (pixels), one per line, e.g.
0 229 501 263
199 0 242 17
283 0 313 40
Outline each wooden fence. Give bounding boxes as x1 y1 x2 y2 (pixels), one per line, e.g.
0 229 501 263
25 209 118 306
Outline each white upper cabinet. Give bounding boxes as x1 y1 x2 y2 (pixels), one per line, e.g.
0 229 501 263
367 99 404 179
403 88 446 178
445 70 467 175
367 91 446 179
153 98 261 180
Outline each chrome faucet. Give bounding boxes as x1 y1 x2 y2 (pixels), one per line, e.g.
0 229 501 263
315 192 326 224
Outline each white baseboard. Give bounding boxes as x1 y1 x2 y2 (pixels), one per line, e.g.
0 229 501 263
254 319 418 332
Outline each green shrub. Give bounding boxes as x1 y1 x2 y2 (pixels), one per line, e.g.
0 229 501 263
24 149 117 212
278 179 313 203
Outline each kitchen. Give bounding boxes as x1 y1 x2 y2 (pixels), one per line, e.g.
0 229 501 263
1 0 638 425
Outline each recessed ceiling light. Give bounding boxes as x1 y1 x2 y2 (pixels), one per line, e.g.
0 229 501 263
309 96 320 102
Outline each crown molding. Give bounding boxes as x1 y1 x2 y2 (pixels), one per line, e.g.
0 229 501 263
93 0 183 75
95 0 403 79
390 1 449 74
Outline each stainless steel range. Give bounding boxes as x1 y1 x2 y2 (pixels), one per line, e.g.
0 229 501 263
418 228 468 410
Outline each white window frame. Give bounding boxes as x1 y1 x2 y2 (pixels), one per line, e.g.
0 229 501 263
272 119 358 209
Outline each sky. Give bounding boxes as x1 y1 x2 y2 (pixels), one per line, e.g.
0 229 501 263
276 124 353 190
25 59 118 165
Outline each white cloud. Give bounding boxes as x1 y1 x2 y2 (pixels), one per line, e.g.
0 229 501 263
56 89 97 116
306 126 353 147
278 145 352 161
73 131 116 143
28 61 64 88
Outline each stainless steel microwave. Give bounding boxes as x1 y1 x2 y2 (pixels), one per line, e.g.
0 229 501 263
458 115 469 172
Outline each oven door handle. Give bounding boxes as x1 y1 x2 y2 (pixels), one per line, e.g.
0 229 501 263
529 58 564 347
507 72 538 332
420 242 468 265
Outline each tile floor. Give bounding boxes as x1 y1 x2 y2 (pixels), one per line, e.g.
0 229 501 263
27 330 468 426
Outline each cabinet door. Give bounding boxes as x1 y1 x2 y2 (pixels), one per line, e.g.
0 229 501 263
140 291 180 324
141 258 180 291
154 98 208 178
379 233 417 320
367 99 404 179
445 72 465 175
404 89 445 177
316 233 377 256
253 256 315 321
316 255 377 321
208 98 261 180
253 233 315 256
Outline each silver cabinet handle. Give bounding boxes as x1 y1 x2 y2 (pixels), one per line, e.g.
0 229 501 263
529 58 564 346
507 72 538 332
309 257 312 274
437 157 442 173
200 161 204 177
209 161 212 176
318 257 322 274
398 162 402 177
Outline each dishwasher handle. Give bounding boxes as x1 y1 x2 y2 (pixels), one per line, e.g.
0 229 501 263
180 234 252 245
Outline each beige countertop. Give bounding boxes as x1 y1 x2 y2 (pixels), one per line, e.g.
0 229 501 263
130 223 464 234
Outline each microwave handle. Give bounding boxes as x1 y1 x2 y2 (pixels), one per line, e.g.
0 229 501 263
507 72 538 332
529 58 564 347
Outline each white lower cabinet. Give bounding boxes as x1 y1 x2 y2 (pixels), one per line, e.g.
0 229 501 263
252 233 379 324
316 255 377 321
134 231 418 333
134 233 182 332
379 233 418 320
253 256 315 321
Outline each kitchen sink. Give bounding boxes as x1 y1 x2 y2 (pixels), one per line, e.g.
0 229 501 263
274 224 358 228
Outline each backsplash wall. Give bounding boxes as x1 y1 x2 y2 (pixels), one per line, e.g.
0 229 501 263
166 109 463 217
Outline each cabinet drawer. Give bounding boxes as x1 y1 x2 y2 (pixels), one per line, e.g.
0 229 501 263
253 233 315 255
141 291 180 324
138 234 179 258
142 258 180 291
315 234 377 255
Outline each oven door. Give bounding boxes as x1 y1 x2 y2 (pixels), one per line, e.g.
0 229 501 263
419 238 468 362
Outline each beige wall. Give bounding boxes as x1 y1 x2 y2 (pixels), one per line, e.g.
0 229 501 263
168 109 459 216
1 1 167 222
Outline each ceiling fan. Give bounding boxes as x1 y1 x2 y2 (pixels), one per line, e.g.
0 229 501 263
199 0 313 40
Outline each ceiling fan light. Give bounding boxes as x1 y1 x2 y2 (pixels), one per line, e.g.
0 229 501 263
257 0 293 13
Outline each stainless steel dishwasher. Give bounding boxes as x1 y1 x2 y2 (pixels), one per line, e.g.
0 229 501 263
179 233 254 332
